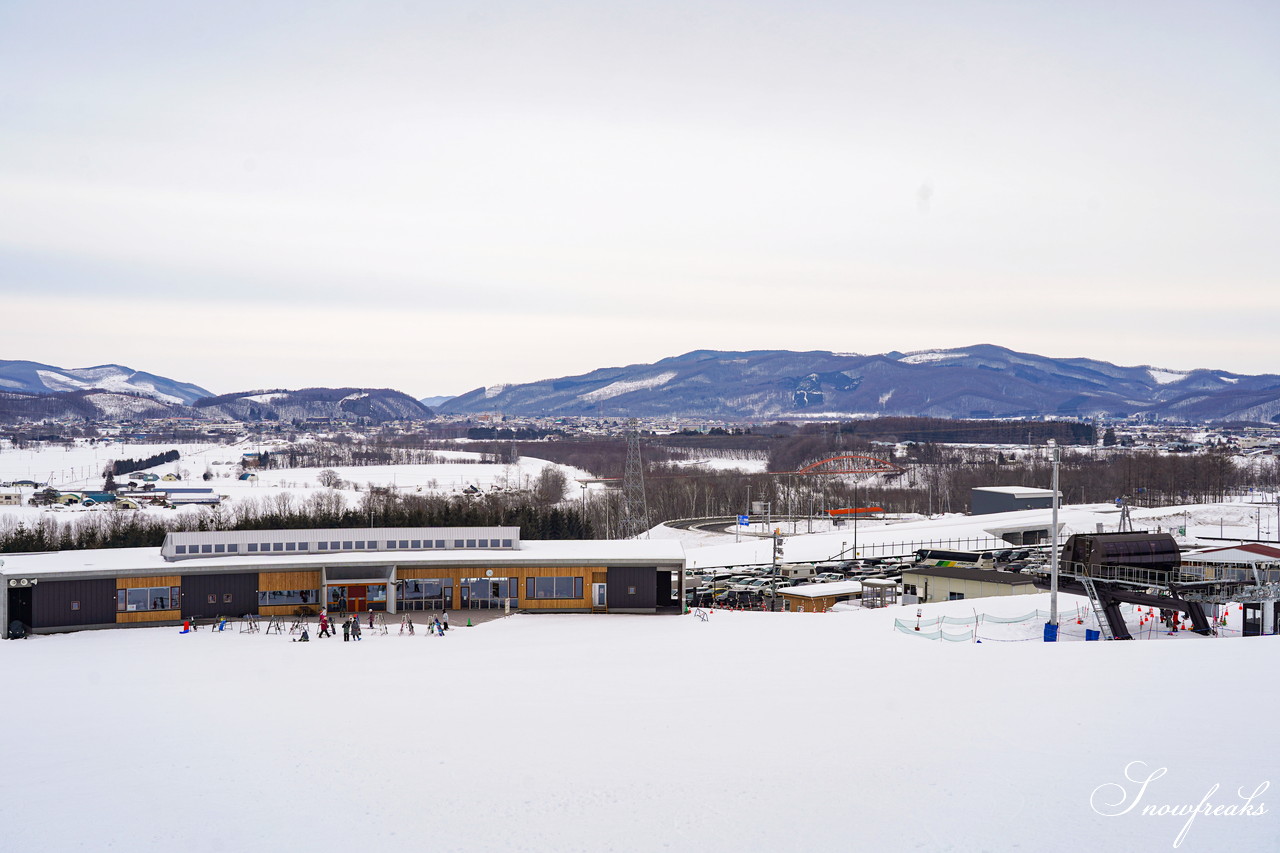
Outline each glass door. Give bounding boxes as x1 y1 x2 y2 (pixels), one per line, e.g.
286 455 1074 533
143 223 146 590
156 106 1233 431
462 578 515 608
327 586 347 613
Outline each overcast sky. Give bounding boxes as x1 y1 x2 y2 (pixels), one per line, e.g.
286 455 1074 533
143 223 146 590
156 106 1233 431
2 1 1277 398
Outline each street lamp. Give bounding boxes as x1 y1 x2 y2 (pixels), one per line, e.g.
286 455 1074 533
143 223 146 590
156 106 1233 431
1049 439 1060 632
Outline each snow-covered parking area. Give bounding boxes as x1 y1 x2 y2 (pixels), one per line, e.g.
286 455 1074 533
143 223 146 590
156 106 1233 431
0 595 1275 852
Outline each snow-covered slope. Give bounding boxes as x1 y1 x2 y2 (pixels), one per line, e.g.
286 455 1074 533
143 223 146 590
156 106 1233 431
0 599 1271 852
0 360 212 404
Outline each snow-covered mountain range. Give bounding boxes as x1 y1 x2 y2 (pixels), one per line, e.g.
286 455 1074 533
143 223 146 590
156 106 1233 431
437 345 1280 422
0 360 211 405
5 346 1279 423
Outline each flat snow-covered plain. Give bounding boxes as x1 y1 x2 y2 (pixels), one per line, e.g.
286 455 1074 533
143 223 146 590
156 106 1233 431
0 440 595 530
1 594 1275 853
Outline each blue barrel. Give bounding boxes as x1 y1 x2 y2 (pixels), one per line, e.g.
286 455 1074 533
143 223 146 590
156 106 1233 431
1085 629 1100 641
1043 622 1059 642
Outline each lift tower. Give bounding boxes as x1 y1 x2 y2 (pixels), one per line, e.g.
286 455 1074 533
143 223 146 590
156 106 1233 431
618 427 650 539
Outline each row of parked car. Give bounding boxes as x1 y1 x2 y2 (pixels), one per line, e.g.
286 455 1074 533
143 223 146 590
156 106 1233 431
681 562 892 607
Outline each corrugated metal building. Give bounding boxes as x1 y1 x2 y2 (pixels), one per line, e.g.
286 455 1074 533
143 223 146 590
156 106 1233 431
971 486 1059 515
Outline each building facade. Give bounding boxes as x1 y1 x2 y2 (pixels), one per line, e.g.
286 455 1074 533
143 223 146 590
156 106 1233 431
970 486 1058 515
2 528 687 635
899 565 1040 604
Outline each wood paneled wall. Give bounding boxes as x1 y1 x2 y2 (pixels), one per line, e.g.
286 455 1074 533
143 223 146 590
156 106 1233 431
260 604 314 617
117 576 180 589
258 571 321 590
117 610 180 623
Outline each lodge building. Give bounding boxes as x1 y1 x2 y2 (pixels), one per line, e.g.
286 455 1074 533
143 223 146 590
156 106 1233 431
1 527 687 635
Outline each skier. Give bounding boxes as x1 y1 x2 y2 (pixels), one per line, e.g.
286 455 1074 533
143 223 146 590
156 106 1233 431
342 618 350 642
318 610 331 638
442 611 449 632
293 628 310 642
352 616 362 641
368 609 374 629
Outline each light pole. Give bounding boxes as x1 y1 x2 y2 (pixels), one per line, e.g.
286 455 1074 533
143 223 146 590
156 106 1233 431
770 528 783 612
1049 439 1060 631
852 480 858 560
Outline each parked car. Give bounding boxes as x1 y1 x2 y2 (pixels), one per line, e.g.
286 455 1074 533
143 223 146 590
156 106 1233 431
713 589 762 608
740 578 777 594
814 572 845 583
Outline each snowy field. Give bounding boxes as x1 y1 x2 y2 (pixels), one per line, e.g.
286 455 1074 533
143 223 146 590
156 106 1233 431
1 594 1275 853
0 439 595 529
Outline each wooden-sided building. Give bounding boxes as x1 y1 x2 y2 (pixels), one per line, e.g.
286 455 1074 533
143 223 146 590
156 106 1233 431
778 580 865 612
1 527 686 636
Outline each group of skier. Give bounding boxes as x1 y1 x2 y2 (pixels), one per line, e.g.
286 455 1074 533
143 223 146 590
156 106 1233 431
306 608 449 641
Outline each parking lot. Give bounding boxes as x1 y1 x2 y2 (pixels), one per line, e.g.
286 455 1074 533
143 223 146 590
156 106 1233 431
683 550 1049 609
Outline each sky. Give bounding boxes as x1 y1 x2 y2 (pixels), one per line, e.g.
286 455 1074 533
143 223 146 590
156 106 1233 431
2 1 1278 399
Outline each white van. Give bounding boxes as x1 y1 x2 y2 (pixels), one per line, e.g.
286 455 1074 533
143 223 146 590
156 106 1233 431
779 563 818 582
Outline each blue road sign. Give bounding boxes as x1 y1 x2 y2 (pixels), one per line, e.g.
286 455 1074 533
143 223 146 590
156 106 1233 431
737 514 749 526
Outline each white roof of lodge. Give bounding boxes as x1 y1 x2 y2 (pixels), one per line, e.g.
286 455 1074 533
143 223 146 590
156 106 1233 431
0 539 687 581
971 486 1059 498
780 580 864 598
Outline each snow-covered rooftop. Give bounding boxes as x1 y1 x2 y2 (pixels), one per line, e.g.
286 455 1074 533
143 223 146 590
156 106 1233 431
971 486 1058 497
0 539 686 579
780 580 863 597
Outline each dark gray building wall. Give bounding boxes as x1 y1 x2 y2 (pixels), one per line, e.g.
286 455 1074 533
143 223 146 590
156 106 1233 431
180 572 259 618
971 490 1053 515
32 579 117 629
607 566 656 610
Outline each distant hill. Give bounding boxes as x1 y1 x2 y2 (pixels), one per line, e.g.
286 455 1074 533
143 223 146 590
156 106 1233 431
0 386 432 425
192 388 433 423
0 389 176 423
439 345 1280 422
0 360 212 405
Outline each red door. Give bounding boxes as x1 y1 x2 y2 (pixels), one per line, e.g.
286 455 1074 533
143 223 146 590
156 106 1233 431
345 584 367 614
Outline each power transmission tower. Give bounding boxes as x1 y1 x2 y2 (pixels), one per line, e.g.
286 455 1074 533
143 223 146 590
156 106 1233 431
619 427 650 539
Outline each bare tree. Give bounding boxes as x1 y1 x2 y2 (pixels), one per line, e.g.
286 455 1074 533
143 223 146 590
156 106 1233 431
316 469 343 489
534 466 568 505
